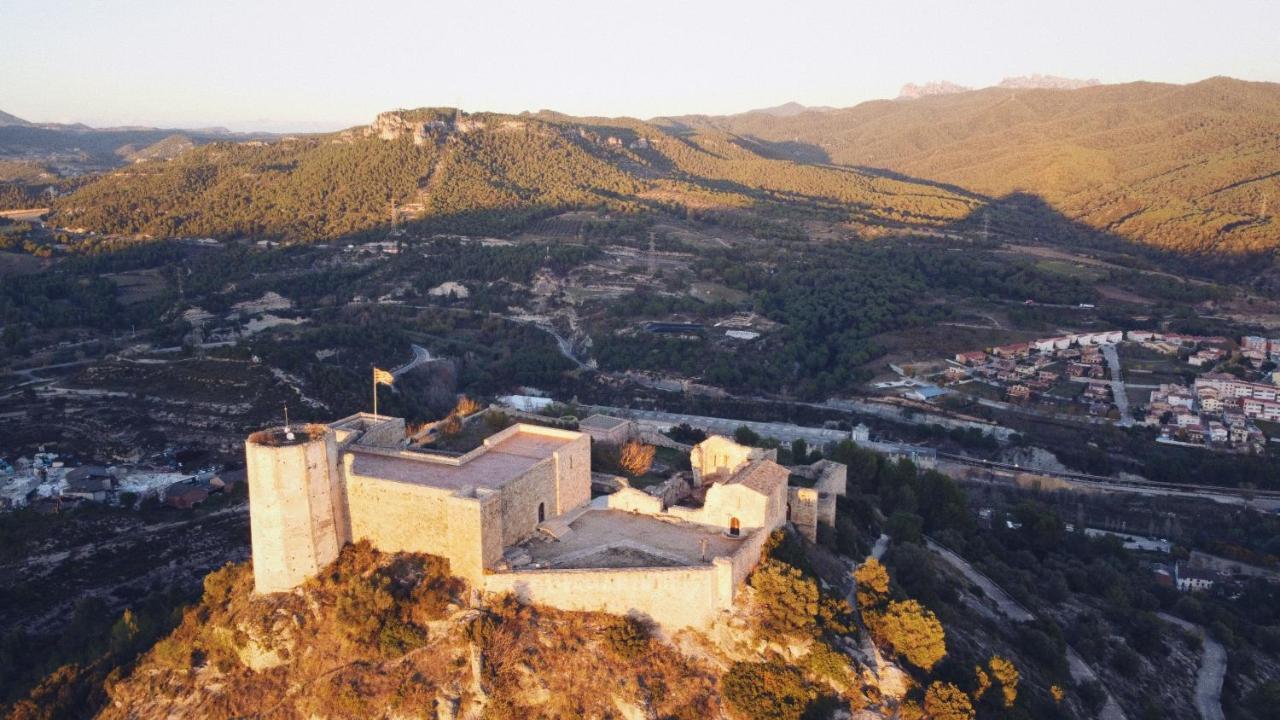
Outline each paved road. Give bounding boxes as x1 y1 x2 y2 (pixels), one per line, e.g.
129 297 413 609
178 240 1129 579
1101 344 1135 427
586 405 853 447
1159 613 1226 720
936 451 1280 510
392 344 434 377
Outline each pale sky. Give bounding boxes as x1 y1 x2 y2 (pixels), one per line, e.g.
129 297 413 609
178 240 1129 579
3 0 1278 132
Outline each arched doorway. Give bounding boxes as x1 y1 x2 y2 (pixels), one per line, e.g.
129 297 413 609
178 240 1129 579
729 517 740 537
538 502 546 523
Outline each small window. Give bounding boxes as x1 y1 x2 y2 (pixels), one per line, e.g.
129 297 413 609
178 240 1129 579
729 517 740 537
538 502 546 523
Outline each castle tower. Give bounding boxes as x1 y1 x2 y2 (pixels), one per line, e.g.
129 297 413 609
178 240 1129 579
246 425 346 593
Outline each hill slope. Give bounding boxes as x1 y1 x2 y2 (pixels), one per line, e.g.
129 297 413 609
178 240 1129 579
674 77 1280 252
50 110 976 242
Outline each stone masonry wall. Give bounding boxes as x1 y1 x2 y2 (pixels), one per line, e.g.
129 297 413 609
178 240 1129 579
497 459 557 548
246 433 343 593
554 433 591 515
483 525 770 629
484 564 726 629
788 487 820 542
342 455 494 584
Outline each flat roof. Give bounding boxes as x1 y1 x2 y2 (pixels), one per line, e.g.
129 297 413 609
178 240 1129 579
517 508 748 569
577 414 630 431
345 425 577 493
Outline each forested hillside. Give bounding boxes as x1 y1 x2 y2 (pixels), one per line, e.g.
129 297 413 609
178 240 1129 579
673 77 1280 253
50 111 977 243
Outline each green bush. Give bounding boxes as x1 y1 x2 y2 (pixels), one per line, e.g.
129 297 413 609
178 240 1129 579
377 617 427 658
805 642 853 685
721 661 814 720
604 617 651 661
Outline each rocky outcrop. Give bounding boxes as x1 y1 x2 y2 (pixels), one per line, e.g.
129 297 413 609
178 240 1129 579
897 81 972 99
366 111 494 145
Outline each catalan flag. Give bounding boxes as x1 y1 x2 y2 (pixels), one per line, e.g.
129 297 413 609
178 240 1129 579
373 367 395 386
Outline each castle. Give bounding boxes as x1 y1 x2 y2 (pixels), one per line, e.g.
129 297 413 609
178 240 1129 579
246 412 845 628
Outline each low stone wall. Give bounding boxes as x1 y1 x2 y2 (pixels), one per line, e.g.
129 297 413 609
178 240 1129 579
640 431 692 452
601 486 663 515
484 563 729 629
482 523 770 629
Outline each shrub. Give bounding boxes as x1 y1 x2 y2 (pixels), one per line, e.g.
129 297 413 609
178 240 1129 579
335 574 395 647
453 395 482 417
924 681 975 720
377 617 427 658
619 441 656 477
749 560 820 638
407 555 464 624
988 655 1019 708
864 599 947 672
805 642 853 685
853 558 889 610
604 616 651 661
721 661 813 720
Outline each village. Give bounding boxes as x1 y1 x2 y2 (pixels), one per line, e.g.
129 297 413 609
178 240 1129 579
0 448 242 512
886 330 1280 453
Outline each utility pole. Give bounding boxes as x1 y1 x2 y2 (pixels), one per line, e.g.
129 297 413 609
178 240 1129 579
648 231 657 277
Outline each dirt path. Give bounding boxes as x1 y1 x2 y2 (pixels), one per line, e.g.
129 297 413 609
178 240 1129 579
1159 613 1226 720
924 537 1128 719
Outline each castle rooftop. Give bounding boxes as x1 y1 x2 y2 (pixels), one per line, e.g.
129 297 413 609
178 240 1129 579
345 423 580 493
514 508 748 570
247 424 326 447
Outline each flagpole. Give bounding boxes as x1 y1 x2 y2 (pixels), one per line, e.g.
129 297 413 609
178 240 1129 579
372 367 378 418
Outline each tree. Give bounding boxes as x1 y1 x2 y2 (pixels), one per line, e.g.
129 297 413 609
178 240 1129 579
865 599 947 672
618 441 656 477
924 682 974 720
734 425 762 446
853 558 889 610
988 655 1019 708
453 395 482 417
790 438 808 464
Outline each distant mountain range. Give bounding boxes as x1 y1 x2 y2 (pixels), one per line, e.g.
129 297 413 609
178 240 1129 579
737 101 837 117
675 77 1280 253
0 109 32 127
0 113 278 176
898 75 1102 99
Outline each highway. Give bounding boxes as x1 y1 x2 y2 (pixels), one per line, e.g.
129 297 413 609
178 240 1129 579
934 450 1280 508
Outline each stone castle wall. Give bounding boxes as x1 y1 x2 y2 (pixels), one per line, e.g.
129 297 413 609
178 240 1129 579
554 434 591 515
483 562 732 629
342 451 498 584
788 487 821 542
496 458 557 548
483 529 767 629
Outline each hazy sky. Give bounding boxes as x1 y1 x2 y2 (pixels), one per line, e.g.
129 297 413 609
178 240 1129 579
3 0 1278 131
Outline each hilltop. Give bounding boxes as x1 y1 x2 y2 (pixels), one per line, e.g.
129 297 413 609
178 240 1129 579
680 77 1280 253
